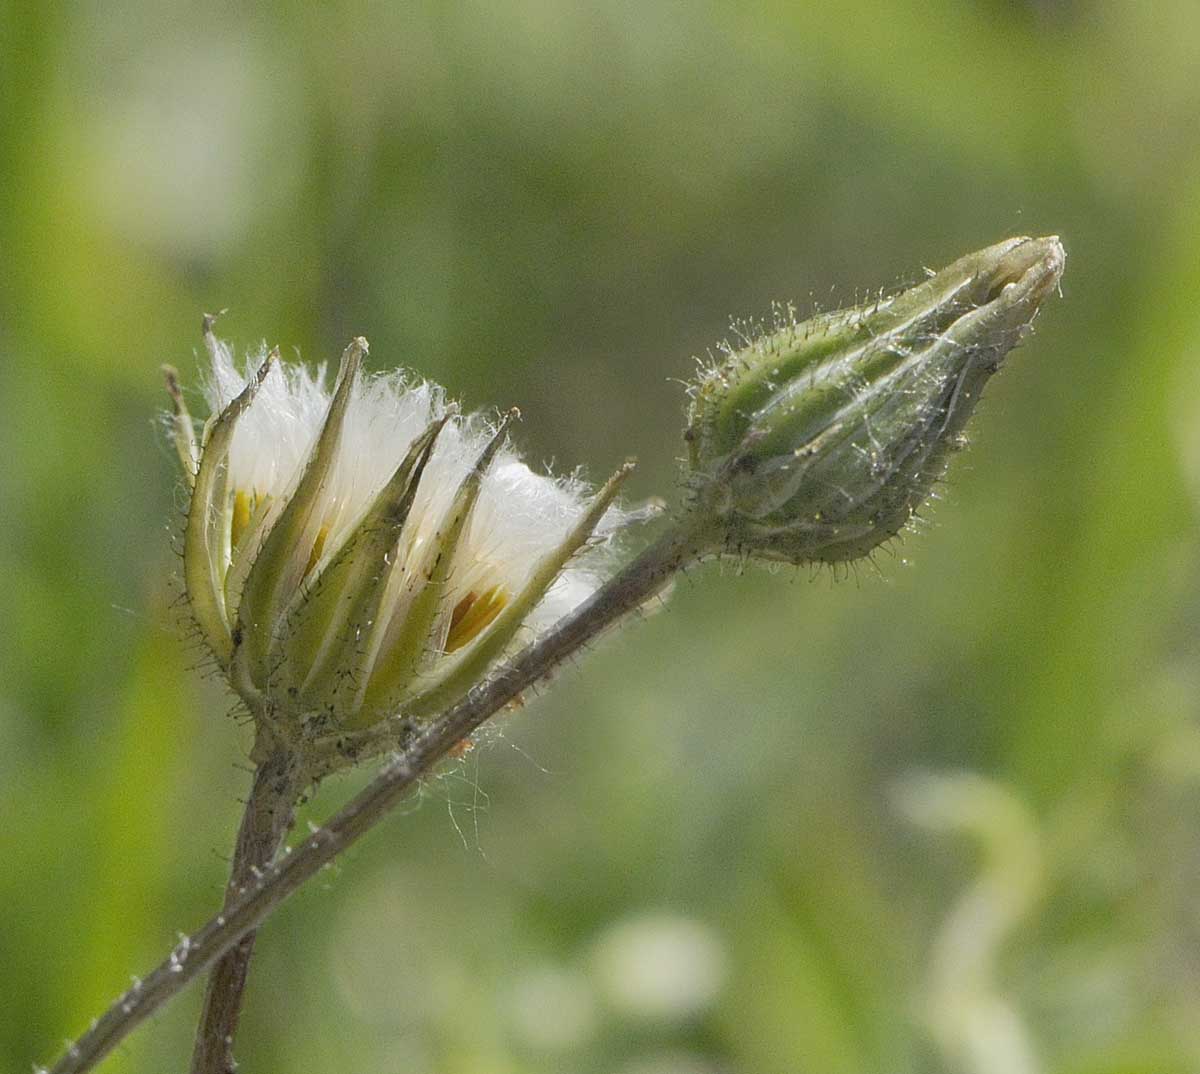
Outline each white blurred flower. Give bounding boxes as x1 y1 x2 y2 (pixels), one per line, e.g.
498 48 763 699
505 964 598 1052
590 913 727 1022
166 320 631 763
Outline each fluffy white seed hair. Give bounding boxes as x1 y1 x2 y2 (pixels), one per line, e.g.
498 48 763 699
204 339 619 637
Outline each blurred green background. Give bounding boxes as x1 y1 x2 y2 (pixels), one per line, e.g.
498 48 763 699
4 2 1200 1072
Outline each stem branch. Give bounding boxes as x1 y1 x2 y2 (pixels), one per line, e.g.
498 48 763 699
45 519 708 1074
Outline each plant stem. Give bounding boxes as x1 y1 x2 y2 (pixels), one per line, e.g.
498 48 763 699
45 517 711 1074
189 742 305 1074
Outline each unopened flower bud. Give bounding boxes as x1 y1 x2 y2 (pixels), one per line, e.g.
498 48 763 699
684 236 1065 564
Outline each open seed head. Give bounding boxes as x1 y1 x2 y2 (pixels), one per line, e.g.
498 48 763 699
166 323 632 741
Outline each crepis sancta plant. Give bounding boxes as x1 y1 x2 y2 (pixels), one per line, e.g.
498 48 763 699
48 235 1065 1074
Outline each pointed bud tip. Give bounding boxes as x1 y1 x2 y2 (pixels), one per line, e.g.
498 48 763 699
982 235 1065 307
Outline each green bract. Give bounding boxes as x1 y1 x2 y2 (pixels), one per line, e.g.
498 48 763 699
684 236 1065 564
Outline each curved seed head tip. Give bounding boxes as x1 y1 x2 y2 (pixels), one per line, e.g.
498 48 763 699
336 338 366 383
684 235 1066 565
163 364 198 480
201 310 229 349
162 364 183 405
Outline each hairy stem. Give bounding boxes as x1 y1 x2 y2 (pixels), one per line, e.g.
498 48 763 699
189 743 305 1074
45 517 712 1074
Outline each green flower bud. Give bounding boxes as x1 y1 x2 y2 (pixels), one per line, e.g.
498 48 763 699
684 236 1065 564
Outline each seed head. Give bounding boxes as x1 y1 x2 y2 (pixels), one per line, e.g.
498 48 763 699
167 319 631 755
684 236 1066 563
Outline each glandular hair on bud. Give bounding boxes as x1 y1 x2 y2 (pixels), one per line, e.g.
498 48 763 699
684 236 1065 565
